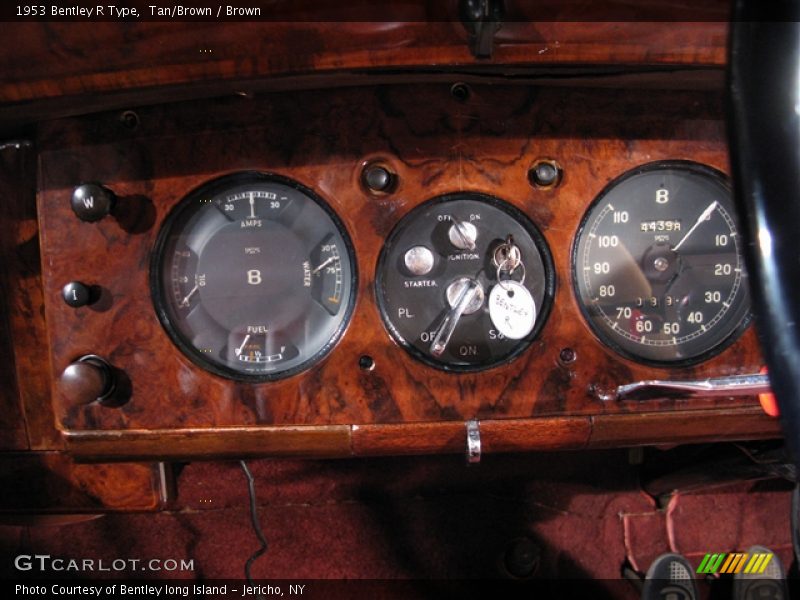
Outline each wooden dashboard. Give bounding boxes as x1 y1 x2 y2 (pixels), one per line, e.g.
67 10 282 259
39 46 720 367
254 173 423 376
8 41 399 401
0 17 782 511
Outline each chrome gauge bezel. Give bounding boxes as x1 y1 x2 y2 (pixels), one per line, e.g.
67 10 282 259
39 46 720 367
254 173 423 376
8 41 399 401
571 160 752 367
150 171 358 382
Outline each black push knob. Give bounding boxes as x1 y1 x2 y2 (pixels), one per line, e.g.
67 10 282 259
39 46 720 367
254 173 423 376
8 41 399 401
71 183 115 222
528 160 562 188
362 165 395 193
59 355 116 406
62 281 93 308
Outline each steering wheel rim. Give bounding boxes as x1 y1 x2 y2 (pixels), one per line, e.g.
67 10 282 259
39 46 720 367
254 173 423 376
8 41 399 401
729 11 800 460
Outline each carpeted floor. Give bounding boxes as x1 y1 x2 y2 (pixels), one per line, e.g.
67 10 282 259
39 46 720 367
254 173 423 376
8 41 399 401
1 448 795 598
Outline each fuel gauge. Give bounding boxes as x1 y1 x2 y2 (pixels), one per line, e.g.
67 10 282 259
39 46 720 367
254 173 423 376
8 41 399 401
227 328 300 366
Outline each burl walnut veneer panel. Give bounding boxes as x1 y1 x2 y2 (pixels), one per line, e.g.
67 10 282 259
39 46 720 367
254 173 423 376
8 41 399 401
34 83 772 451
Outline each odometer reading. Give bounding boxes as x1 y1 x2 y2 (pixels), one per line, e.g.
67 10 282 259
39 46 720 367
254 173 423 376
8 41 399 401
572 161 751 365
151 172 356 381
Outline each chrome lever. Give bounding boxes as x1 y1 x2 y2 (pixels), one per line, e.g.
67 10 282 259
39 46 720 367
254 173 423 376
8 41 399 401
614 373 771 401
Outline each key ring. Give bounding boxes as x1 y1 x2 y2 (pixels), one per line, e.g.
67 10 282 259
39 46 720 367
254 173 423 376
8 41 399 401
497 259 526 290
492 236 521 272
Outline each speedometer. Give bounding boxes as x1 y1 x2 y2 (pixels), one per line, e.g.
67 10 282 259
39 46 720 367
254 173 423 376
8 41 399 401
572 161 751 365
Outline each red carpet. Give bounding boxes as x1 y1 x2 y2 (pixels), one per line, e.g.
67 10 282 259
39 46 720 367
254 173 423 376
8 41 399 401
1 449 794 598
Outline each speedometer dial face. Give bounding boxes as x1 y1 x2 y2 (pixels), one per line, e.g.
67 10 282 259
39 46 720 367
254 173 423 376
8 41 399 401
572 161 751 365
151 172 356 381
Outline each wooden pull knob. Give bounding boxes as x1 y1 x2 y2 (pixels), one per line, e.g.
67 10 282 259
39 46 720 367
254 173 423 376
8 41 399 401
60 356 115 406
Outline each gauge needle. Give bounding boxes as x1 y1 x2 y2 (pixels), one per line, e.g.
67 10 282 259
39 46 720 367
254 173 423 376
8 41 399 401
430 279 481 357
235 334 251 356
311 255 338 275
248 193 256 219
673 200 718 251
179 285 199 307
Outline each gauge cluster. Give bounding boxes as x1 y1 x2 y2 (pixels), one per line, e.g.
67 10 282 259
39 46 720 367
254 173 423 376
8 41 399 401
148 163 748 381
35 83 765 439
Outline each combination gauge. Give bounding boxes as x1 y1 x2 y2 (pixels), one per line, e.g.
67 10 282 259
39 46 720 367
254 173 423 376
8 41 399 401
572 161 751 365
376 193 555 372
151 172 356 381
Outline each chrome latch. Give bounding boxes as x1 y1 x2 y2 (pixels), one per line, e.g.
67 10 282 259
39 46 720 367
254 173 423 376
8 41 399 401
466 419 481 464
